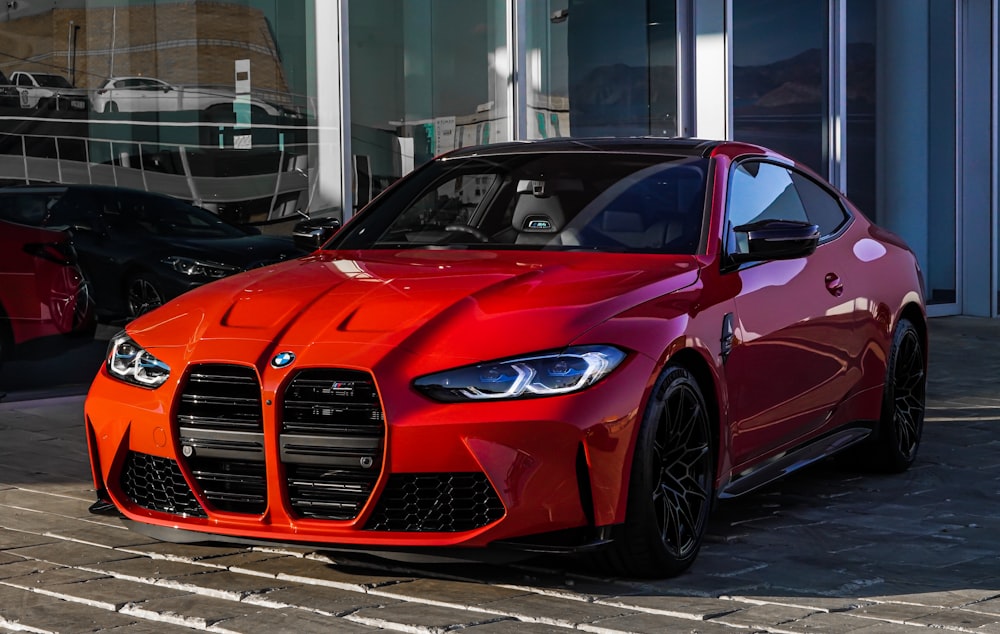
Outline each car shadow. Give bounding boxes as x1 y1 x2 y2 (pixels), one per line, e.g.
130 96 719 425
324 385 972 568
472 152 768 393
305 416 998 605
0 330 107 399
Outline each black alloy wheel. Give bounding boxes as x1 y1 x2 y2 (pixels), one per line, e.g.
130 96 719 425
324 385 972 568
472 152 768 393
870 318 926 472
50 264 96 335
597 365 715 578
126 275 164 319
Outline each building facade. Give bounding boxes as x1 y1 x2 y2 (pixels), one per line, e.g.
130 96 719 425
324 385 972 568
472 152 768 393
0 0 995 318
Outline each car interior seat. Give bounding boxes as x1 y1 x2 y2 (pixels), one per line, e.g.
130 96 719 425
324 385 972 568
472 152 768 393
512 189 569 245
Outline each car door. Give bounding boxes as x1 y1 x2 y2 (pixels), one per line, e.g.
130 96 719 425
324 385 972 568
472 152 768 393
14 73 38 108
108 78 154 112
722 160 856 471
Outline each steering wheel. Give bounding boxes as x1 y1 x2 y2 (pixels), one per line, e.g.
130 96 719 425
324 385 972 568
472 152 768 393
443 224 490 242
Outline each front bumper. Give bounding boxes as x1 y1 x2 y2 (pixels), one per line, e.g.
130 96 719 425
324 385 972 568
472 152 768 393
84 348 653 551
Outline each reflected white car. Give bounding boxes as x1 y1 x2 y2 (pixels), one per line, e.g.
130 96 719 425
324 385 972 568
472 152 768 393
90 76 280 116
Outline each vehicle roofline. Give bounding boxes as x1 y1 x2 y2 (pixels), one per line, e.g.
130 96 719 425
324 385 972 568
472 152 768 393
442 137 726 160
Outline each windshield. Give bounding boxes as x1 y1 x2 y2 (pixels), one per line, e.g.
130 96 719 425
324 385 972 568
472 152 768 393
34 74 73 88
48 189 247 238
331 152 709 254
107 192 247 238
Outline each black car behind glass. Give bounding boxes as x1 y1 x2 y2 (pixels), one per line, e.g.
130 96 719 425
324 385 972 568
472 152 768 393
0 185 307 322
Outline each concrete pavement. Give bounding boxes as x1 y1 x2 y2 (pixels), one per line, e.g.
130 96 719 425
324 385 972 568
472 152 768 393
1 316 999 633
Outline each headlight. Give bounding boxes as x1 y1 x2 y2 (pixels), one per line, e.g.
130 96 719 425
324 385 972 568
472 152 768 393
162 256 239 279
106 333 171 388
413 345 626 402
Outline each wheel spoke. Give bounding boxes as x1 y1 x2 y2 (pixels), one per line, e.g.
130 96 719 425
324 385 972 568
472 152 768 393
888 329 925 459
651 381 712 557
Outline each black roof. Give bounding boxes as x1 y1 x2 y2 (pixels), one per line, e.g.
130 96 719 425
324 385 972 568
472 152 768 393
444 137 723 160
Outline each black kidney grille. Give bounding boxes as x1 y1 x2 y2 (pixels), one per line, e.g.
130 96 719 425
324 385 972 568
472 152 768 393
186 458 267 514
121 451 206 518
281 369 385 520
174 364 267 515
365 473 505 532
177 364 262 432
282 369 383 435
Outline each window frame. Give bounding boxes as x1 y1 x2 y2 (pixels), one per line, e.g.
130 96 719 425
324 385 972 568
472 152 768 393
722 157 854 272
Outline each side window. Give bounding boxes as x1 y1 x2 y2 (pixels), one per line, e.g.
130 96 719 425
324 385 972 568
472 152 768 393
0 194 41 225
790 172 848 236
47 192 97 228
727 161 808 255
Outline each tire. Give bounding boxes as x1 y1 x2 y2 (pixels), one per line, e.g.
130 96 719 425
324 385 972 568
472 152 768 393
595 365 715 578
106 101 119 113
126 275 164 320
859 318 927 472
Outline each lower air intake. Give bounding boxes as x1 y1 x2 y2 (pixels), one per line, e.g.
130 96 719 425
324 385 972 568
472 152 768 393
120 451 207 518
365 473 505 532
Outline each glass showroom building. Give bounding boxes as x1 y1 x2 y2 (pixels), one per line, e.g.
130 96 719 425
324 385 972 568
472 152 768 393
0 0 996 317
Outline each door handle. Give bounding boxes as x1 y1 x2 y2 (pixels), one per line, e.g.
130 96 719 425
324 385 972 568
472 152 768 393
825 273 844 297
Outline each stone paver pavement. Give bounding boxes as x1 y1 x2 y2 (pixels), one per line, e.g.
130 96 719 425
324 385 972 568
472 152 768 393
1 316 999 632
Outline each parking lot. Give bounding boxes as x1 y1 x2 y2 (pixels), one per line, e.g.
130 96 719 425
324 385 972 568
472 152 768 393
1 316 1000 633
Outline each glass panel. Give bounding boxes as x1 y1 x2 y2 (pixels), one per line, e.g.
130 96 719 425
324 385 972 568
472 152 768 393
732 0 829 176
525 0 678 139
0 0 319 392
333 152 709 254
846 0 957 306
0 1 316 223
348 0 508 206
728 162 808 228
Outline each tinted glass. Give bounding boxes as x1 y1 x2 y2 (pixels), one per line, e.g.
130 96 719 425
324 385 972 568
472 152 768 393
97 192 245 239
34 74 72 88
348 0 509 207
791 172 847 236
0 192 63 226
334 154 708 254
732 0 828 176
526 0 678 139
728 162 808 230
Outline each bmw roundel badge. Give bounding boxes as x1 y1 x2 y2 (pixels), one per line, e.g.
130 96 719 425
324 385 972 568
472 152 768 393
271 351 295 369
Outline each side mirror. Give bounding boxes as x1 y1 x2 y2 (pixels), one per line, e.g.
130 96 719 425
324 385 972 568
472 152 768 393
730 219 820 264
293 215 342 250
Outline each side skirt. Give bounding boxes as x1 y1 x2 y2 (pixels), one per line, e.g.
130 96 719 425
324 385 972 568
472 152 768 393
718 423 875 499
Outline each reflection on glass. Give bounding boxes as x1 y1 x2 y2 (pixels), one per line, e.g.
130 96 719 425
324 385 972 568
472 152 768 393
0 1 314 225
846 0 956 306
526 0 678 139
732 0 828 176
348 0 509 207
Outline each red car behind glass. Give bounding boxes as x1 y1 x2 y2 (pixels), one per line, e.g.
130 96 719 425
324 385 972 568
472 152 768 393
0 218 93 367
84 139 926 578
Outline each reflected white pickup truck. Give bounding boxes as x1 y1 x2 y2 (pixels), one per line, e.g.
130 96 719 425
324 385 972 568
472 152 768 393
9 71 89 111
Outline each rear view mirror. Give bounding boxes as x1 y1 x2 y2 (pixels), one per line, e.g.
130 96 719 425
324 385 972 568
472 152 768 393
293 215 342 250
730 219 819 263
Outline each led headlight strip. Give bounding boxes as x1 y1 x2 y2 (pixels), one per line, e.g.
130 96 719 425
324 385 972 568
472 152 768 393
106 332 171 388
414 345 626 402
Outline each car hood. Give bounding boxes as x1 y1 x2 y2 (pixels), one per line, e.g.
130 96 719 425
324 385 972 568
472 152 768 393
128 249 700 366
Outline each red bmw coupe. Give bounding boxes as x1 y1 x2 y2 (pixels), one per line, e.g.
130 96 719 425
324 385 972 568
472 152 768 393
84 139 926 577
